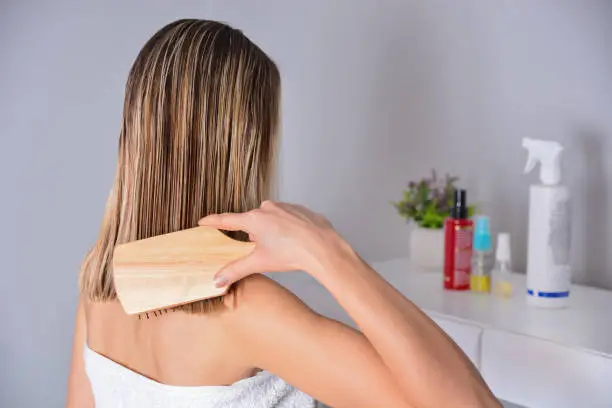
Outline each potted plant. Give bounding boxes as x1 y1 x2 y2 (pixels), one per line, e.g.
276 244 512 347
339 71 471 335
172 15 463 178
393 170 475 270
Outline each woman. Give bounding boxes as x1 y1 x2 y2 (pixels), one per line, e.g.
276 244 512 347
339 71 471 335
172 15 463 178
66 19 501 408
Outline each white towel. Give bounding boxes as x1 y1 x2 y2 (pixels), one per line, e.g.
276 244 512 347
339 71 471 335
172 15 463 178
84 344 316 407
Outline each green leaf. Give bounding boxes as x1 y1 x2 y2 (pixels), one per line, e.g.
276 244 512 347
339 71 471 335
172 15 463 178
393 170 477 226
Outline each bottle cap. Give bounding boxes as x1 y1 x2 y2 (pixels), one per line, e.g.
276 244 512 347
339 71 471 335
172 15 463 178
495 233 511 263
451 189 468 219
473 216 492 251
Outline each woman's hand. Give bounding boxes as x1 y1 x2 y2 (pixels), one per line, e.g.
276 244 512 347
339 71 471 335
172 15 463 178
198 201 355 287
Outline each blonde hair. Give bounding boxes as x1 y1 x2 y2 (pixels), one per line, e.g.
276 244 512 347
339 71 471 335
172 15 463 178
79 19 281 313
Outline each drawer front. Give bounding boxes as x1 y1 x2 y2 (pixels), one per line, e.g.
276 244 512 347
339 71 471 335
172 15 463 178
481 329 612 408
429 315 483 369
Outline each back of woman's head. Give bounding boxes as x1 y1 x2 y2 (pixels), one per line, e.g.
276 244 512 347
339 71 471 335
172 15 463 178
80 19 281 313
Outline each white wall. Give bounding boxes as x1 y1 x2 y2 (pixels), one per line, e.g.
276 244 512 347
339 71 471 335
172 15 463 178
1 1 611 406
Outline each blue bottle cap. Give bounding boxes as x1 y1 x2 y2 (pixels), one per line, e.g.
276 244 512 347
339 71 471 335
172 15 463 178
473 215 492 251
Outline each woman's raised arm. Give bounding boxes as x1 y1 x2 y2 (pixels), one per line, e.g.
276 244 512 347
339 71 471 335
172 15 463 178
200 201 501 408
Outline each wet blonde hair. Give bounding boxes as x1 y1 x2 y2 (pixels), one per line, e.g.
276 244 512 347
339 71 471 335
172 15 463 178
79 19 281 313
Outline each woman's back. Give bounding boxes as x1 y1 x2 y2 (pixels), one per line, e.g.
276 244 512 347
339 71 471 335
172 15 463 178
82 277 316 407
85 300 251 387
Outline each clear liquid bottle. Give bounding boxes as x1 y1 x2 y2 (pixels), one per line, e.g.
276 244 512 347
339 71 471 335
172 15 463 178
471 216 493 293
492 233 513 298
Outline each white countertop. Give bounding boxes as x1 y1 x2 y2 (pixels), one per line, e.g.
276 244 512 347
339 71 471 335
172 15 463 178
271 257 612 359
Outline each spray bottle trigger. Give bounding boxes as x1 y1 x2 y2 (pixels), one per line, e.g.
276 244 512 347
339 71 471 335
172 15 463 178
523 154 538 175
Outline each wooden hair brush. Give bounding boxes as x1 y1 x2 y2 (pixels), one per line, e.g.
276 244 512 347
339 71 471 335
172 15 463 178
112 226 255 315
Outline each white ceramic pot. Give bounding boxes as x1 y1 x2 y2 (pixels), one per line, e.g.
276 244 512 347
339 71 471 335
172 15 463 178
410 226 445 270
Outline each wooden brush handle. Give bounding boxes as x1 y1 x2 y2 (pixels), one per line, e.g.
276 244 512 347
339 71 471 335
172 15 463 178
112 226 255 314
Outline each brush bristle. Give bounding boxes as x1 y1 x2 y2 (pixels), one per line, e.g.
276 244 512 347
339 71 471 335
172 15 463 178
136 308 171 320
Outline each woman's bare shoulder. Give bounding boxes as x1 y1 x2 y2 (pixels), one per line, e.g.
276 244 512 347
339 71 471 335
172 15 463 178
224 274 315 317
217 275 322 365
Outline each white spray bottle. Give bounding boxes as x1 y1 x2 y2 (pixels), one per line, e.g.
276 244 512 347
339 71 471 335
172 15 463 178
522 138 571 308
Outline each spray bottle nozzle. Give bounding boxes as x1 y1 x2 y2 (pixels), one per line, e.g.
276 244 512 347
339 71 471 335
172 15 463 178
522 138 564 185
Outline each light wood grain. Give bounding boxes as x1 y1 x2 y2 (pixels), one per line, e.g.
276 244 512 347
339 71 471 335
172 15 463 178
112 226 255 314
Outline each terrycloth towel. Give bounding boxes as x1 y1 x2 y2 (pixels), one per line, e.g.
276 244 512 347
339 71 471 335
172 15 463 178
84 344 316 408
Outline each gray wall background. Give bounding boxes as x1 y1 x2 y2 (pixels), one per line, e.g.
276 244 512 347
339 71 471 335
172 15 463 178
1 0 611 406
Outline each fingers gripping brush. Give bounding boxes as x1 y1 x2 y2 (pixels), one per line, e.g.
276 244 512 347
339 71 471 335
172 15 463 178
112 226 255 315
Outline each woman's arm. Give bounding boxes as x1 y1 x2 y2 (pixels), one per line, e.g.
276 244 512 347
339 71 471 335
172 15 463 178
310 253 499 408
66 297 94 408
201 201 502 408
224 275 411 408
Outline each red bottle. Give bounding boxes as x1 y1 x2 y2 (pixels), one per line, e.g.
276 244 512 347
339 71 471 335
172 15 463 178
444 189 473 290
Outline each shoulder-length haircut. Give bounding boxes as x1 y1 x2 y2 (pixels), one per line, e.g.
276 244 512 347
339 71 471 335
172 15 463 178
79 19 281 313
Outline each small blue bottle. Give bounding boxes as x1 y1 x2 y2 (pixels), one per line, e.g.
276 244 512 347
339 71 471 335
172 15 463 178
471 216 493 293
